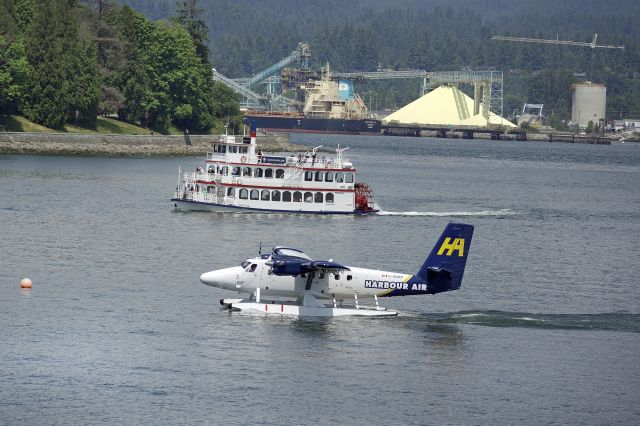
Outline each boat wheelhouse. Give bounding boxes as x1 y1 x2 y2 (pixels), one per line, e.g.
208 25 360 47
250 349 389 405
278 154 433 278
171 127 378 214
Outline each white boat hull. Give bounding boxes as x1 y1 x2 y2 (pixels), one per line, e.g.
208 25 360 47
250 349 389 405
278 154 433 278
171 198 376 215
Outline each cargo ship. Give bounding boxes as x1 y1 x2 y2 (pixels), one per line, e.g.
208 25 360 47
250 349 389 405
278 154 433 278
243 64 381 135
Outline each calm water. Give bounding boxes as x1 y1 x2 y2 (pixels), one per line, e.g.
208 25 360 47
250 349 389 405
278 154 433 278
1 135 639 424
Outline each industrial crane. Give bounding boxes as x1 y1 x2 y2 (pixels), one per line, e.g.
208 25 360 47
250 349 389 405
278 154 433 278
491 33 624 80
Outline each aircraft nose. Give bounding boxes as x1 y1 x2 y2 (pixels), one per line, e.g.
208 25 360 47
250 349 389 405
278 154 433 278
200 271 219 286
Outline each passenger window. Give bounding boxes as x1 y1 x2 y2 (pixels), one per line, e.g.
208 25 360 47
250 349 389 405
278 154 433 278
347 275 352 281
283 191 292 202
314 171 323 181
335 172 344 183
239 188 248 199
293 191 302 202
334 273 340 280
265 168 273 178
304 192 313 203
254 168 263 178
314 192 323 203
325 172 333 182
345 173 353 183
326 193 334 203
276 169 284 178
272 190 281 201
248 264 257 272
227 187 235 197
250 189 259 200
261 190 270 201
304 171 313 181
243 167 252 177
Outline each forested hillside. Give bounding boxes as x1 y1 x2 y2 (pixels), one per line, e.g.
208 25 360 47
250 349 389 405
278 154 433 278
2 0 639 129
121 0 640 122
0 0 240 133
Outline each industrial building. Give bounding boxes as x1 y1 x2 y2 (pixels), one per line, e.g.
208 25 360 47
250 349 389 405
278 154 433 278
571 82 606 128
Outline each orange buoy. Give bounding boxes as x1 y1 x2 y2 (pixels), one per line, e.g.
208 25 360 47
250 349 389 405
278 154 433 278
20 278 32 289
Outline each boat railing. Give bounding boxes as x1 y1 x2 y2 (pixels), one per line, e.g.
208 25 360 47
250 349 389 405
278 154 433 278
282 159 305 187
208 152 227 161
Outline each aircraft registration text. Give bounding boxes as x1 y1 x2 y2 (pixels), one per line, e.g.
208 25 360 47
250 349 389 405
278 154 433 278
365 280 407 290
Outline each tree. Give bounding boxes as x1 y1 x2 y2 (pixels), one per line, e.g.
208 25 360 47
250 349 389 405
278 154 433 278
173 0 209 63
0 36 28 115
22 0 99 128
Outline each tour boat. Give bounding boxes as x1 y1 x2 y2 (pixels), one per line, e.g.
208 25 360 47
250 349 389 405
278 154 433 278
171 126 378 214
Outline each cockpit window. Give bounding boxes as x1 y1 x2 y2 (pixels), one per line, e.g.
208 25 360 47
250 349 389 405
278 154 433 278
241 261 250 269
249 264 257 272
272 247 312 260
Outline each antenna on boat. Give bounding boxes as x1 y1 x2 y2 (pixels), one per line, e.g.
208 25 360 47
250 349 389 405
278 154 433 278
258 242 262 255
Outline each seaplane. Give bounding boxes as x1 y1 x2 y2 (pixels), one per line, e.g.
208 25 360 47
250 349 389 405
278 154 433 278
200 223 474 317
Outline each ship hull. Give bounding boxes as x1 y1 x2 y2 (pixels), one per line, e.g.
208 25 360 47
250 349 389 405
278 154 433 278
243 115 381 135
171 199 378 215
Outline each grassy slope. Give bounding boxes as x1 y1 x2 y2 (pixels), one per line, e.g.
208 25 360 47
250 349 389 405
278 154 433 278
0 115 153 135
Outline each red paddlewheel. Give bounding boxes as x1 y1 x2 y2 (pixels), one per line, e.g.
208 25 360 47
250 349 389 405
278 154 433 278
354 182 376 211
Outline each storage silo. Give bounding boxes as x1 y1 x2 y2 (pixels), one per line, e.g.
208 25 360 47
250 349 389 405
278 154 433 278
571 83 606 128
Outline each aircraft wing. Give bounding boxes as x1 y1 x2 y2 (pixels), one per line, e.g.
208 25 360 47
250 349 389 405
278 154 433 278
269 257 350 276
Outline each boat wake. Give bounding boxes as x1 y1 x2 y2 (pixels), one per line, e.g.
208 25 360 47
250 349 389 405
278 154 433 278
377 208 515 217
416 310 640 332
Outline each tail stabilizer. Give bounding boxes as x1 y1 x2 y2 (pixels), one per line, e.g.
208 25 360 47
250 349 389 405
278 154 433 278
417 223 474 294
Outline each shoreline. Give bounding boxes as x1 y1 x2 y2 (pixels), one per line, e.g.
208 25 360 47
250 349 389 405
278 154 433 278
0 132 304 156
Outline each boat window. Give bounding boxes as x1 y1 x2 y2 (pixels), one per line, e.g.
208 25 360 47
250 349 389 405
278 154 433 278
283 191 292 202
261 190 270 201
227 187 235 197
232 166 240 176
347 275 352 281
314 171 323 182
335 172 344 183
293 191 302 202
239 188 248 199
231 146 238 153
345 173 354 183
243 167 252 177
241 260 250 268
334 273 340 280
240 147 248 154
221 166 228 175
304 192 313 203
207 186 215 194
319 272 325 279
264 168 273 178
275 169 284 179
304 171 313 181
314 192 323 203
254 168 263 178
272 190 281 201
325 171 334 182
250 189 259 200
326 193 334 203
246 263 257 272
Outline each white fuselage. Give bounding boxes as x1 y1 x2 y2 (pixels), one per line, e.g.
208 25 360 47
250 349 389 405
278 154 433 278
200 257 417 301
